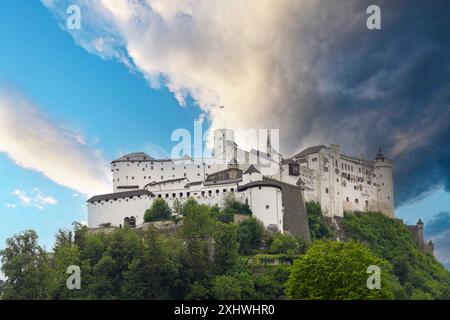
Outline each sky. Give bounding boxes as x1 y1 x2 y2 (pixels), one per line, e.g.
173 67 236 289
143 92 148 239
0 1 449 268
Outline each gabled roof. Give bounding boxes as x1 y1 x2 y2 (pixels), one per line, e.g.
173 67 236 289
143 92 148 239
244 165 260 175
87 190 154 203
293 145 326 159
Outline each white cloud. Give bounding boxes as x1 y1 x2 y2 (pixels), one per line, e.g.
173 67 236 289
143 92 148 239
0 87 111 196
36 195 58 206
13 189 32 207
11 188 59 210
42 0 358 152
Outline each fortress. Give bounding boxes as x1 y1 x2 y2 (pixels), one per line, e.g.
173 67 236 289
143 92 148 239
87 129 395 239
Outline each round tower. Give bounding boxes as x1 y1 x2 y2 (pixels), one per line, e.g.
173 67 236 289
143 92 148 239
374 147 394 217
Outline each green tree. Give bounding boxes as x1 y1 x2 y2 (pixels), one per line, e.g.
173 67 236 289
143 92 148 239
0 230 53 300
223 193 252 216
270 232 300 255
285 240 393 300
53 243 81 299
306 201 334 240
181 202 215 282
212 275 242 300
213 223 240 274
144 198 172 222
237 217 264 255
342 211 450 299
53 228 73 251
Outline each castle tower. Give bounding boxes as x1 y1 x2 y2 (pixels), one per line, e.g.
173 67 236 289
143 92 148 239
213 129 235 160
374 147 394 217
266 129 272 157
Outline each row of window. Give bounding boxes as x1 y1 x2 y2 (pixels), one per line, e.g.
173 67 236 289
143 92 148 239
114 172 204 182
345 197 369 206
157 188 236 199
114 162 211 170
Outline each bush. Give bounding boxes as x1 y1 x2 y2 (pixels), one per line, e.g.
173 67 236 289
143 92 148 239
306 201 334 240
285 240 394 300
270 232 300 255
223 194 252 216
144 198 172 222
237 217 264 255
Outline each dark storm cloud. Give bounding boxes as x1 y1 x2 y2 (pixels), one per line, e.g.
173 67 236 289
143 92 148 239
281 0 450 207
425 212 450 269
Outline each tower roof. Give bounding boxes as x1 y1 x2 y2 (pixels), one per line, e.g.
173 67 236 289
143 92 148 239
417 219 424 225
375 147 385 160
244 165 261 175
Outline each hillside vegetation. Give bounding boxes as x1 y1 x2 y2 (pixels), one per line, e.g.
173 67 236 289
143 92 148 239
0 198 449 300
342 211 450 299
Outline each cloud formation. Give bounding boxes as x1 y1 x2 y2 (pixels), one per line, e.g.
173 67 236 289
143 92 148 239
0 87 111 196
42 0 450 206
425 212 450 269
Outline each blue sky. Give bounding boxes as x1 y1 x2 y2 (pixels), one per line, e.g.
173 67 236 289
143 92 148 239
0 1 204 250
0 1 449 268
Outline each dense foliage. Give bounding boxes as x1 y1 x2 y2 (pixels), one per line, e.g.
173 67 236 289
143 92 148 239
1 200 449 300
286 240 394 299
305 201 334 240
342 211 450 299
144 198 173 222
0 200 284 300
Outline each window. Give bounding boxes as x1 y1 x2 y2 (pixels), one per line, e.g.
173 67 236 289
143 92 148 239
216 190 220 194
312 157 318 162
325 188 329 194
266 205 270 209
223 189 227 193
355 198 359 204
346 197 349 202
365 200 369 206
187 192 191 197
